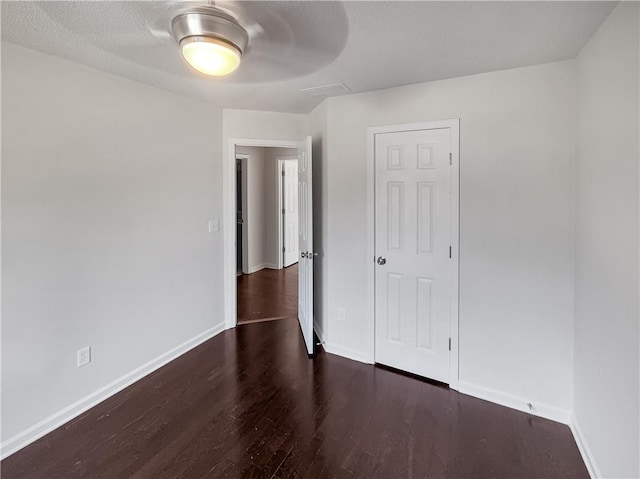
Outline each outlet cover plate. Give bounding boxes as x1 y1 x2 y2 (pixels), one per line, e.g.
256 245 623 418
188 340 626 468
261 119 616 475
77 346 91 368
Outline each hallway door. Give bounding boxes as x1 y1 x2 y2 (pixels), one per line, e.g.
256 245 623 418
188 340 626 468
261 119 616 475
297 136 314 355
283 159 299 267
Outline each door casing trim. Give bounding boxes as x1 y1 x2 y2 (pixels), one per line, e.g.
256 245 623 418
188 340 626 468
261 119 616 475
366 119 460 390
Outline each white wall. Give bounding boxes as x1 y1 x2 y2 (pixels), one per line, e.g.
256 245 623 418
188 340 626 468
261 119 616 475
322 61 576 418
1 43 224 453
222 109 309 145
573 3 640 477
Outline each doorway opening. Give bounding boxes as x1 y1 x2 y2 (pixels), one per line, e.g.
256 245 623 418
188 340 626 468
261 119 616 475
234 146 299 325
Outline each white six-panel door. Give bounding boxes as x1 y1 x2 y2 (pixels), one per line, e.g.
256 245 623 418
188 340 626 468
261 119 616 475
297 137 314 355
374 128 452 383
283 159 299 267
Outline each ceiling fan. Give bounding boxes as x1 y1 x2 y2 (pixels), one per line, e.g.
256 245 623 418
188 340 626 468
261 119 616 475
18 0 348 82
143 0 348 80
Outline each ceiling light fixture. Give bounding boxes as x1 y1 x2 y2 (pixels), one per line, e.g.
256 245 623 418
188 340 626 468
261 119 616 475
171 8 248 77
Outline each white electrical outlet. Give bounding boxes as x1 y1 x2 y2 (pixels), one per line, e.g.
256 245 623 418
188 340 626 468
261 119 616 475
77 346 91 368
338 307 346 321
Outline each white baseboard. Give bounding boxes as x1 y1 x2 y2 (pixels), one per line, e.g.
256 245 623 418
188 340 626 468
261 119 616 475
0 322 226 460
248 263 278 274
570 413 600 479
322 341 372 364
458 381 571 424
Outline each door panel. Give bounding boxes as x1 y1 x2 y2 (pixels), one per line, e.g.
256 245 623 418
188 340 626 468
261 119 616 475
283 159 299 267
387 182 405 251
375 128 451 383
297 137 313 355
386 272 403 343
416 276 434 351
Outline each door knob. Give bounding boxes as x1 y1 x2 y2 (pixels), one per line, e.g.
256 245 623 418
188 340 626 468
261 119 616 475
301 252 307 259
377 256 386 265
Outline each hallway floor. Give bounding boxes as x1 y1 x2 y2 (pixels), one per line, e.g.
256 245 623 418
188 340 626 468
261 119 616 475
2 317 587 478
237 264 298 324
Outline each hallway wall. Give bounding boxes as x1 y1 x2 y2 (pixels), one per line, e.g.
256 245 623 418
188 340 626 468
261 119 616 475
236 146 271 272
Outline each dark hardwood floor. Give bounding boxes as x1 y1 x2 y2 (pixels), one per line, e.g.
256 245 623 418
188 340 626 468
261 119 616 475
2 317 587 478
237 264 298 324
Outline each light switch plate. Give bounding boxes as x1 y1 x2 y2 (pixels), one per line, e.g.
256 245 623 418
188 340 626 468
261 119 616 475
208 219 219 233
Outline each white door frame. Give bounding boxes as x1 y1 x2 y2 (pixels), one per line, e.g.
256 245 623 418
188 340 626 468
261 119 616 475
276 155 299 270
366 119 460 390
236 154 249 274
224 138 299 329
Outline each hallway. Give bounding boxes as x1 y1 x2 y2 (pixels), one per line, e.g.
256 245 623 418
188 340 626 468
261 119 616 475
237 264 298 324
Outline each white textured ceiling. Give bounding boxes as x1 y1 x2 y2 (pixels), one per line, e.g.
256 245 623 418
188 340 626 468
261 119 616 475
1 1 616 113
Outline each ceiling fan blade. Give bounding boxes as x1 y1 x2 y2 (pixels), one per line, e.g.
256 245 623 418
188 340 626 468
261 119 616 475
148 28 174 42
234 36 340 82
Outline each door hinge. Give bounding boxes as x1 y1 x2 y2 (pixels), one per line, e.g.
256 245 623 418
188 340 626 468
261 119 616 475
282 208 285 214
449 338 452 351
449 246 452 258
282 170 285 176
449 152 452 165
282 246 286 252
